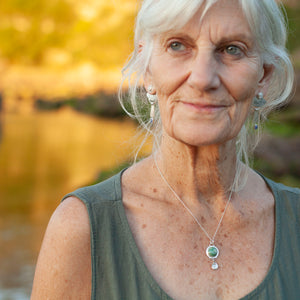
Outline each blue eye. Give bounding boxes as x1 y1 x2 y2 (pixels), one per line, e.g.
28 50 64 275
170 42 186 51
225 45 242 56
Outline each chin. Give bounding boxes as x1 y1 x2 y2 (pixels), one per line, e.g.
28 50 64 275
173 133 229 147
171 125 233 147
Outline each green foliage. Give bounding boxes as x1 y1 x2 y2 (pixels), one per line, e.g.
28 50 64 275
265 109 300 137
253 157 299 188
285 4 300 52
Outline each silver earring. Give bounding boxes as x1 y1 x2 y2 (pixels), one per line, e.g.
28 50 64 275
252 92 266 130
146 86 157 123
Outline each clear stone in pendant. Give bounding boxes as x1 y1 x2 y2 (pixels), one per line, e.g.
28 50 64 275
211 261 219 270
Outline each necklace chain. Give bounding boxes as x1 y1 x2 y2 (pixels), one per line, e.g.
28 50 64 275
153 156 234 245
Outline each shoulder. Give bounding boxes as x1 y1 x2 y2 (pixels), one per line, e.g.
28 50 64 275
51 195 91 234
31 197 91 299
46 196 91 242
37 196 91 258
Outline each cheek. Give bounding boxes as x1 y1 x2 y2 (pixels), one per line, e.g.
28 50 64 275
150 56 189 96
222 63 260 102
228 74 256 123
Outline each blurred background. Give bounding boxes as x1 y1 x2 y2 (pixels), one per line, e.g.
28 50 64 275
0 0 299 299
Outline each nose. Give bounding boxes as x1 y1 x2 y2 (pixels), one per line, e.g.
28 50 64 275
187 49 221 92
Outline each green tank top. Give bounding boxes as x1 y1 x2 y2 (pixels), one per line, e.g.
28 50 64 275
63 171 300 300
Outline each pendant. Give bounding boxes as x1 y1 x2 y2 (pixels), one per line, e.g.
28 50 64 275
206 244 219 270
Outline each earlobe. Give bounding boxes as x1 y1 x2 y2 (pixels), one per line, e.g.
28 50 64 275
143 67 154 93
143 73 152 92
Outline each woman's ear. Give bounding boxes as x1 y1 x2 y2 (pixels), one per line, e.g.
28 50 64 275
139 41 155 93
258 64 275 94
139 41 151 90
144 71 153 92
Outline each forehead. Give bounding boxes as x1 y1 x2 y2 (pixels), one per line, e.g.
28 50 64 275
201 0 251 32
158 0 254 44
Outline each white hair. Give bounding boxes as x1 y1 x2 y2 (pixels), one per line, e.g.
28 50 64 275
119 0 294 190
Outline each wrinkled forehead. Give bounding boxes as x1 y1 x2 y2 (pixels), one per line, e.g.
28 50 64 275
141 0 245 36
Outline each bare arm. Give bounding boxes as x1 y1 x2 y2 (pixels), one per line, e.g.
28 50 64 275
31 197 91 299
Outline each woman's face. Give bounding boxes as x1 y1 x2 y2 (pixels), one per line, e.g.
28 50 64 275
145 0 271 146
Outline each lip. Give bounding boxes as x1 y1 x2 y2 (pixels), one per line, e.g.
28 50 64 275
181 101 229 113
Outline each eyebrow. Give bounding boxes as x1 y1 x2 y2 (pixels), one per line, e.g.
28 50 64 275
217 33 254 47
159 32 196 45
158 31 255 50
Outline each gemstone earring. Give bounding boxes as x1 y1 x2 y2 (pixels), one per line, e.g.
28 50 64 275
252 92 266 130
146 85 157 124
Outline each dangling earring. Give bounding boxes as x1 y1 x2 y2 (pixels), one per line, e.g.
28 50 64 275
146 85 157 124
252 92 266 130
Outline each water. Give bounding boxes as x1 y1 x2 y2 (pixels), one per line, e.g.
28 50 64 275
0 109 150 299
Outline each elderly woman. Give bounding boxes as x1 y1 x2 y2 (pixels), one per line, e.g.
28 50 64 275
31 0 299 299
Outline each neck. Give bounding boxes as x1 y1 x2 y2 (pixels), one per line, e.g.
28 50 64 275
155 133 239 206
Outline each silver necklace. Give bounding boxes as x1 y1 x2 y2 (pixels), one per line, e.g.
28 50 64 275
154 157 234 270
